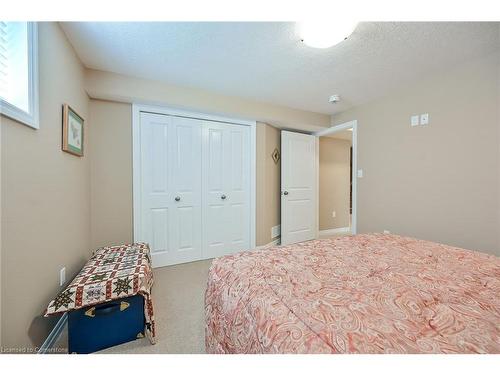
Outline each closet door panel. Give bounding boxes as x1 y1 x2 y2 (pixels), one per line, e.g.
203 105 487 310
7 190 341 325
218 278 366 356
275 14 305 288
168 116 203 265
202 122 251 259
150 208 169 253
225 126 250 252
139 112 252 266
139 113 172 266
202 123 229 258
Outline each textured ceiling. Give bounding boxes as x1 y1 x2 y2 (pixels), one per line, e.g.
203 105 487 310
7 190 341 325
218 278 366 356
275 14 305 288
60 22 500 115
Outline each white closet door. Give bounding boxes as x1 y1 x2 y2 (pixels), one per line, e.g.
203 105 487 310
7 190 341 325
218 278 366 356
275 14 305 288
139 113 171 267
168 116 203 265
202 122 227 258
202 121 250 259
281 130 317 245
225 125 250 252
139 113 202 267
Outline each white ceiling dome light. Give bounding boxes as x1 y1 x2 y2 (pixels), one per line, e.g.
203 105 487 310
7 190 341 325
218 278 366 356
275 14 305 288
298 21 358 48
329 94 341 103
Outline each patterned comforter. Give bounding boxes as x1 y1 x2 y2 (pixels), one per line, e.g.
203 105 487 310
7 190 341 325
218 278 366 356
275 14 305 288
45 243 156 343
205 234 500 353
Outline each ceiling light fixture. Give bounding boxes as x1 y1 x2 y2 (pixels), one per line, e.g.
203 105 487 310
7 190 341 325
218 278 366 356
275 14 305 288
298 21 358 49
329 94 341 104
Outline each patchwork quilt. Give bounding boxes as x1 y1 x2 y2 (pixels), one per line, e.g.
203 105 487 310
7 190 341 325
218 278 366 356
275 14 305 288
205 234 500 353
45 242 156 344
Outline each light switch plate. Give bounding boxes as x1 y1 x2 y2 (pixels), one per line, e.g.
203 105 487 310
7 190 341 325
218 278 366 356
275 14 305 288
411 115 419 126
332 211 336 218
420 113 429 125
357 169 363 178
60 267 66 287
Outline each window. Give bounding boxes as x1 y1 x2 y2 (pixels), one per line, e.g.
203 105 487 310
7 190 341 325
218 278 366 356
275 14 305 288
0 22 38 129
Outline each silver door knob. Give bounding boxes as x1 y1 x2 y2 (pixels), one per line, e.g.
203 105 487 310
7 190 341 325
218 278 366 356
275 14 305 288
174 196 181 202
221 194 227 200
283 191 289 196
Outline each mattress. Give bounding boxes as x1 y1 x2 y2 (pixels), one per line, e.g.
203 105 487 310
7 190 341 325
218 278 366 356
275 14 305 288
205 234 500 353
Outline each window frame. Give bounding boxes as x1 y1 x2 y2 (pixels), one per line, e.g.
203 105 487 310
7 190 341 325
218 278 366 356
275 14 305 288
0 22 39 129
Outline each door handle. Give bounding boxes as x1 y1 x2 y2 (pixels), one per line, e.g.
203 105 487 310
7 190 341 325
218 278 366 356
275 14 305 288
174 196 181 202
221 194 227 200
283 191 289 196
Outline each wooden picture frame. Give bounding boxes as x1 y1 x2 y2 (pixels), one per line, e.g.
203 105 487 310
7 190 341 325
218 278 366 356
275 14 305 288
62 104 84 156
272 147 280 164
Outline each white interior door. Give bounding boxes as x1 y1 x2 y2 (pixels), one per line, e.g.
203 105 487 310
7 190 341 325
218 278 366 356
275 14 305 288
138 113 202 267
281 131 317 245
202 121 250 258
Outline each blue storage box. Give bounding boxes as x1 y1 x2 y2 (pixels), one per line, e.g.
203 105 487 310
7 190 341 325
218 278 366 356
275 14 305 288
68 295 145 354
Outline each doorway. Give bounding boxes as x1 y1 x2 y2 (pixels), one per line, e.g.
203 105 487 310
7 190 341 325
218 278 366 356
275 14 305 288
279 120 357 246
315 120 358 237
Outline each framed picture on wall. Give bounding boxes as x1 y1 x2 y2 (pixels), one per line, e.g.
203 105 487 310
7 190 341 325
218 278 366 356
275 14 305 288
62 104 84 156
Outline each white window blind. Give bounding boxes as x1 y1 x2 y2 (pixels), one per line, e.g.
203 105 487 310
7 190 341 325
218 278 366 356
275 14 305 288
0 21 38 129
0 22 8 101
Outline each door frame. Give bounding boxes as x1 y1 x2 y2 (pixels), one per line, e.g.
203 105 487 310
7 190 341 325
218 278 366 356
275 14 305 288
132 103 257 252
314 120 358 235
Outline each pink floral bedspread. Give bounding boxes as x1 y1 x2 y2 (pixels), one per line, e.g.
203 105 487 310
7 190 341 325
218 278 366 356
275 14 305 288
205 234 500 353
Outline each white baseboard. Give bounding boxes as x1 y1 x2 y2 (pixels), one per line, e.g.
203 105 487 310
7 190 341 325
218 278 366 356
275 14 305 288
38 312 67 354
256 237 281 249
319 227 351 236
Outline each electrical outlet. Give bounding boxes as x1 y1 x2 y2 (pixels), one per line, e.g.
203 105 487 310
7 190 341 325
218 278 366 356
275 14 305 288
332 211 336 218
383 230 391 234
60 267 66 287
420 113 429 125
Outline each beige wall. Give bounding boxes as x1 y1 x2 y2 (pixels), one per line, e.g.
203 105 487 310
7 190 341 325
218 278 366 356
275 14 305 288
319 137 351 230
85 69 331 132
1 23 90 348
85 66 327 250
333 53 500 256
256 123 281 246
89 103 282 250
89 100 133 249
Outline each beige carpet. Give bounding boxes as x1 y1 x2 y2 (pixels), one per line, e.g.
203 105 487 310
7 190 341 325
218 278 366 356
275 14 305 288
318 230 351 239
55 259 212 354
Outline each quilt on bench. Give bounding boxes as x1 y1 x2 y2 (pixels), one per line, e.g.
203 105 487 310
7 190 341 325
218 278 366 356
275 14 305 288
45 242 156 343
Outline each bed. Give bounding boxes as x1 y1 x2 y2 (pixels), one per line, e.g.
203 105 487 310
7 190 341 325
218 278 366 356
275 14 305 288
205 233 500 354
